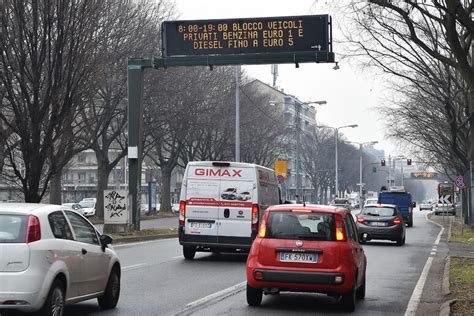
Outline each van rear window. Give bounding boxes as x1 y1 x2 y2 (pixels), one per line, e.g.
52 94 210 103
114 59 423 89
0 214 27 243
267 212 335 241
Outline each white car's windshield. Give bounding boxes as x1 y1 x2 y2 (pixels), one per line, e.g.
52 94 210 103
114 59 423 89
79 201 94 208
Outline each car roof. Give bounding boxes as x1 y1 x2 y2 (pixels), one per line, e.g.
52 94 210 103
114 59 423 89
364 203 398 209
267 204 349 215
0 203 63 214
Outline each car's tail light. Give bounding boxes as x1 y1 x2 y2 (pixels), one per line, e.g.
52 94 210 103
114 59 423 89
335 215 346 241
251 204 259 230
179 201 186 226
258 220 267 238
393 217 402 225
356 216 364 223
26 215 41 243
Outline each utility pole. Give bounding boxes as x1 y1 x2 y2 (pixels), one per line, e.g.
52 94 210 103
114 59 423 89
235 65 240 162
295 99 301 202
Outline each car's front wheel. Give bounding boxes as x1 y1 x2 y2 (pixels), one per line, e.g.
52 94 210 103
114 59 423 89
246 283 263 306
40 279 65 316
98 268 120 310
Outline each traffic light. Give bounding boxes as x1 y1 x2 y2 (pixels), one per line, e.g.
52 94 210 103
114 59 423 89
372 167 377 173
381 159 386 167
407 159 412 166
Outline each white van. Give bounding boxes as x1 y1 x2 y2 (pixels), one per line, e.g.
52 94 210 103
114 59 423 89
178 161 280 259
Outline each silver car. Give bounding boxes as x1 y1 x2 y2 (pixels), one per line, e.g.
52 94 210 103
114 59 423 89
0 203 121 315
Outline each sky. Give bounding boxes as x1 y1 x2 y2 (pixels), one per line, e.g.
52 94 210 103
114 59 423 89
173 0 397 156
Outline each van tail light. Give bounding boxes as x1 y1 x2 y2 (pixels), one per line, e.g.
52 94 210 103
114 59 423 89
179 201 186 226
393 217 402 225
26 215 41 243
251 204 259 230
335 215 346 241
257 220 266 238
356 216 364 223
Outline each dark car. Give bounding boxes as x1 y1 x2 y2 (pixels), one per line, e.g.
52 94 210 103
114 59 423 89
221 188 238 200
355 204 406 246
246 204 367 312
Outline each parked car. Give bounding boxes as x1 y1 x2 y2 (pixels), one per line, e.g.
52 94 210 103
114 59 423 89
0 203 121 315
172 203 180 213
62 203 85 216
78 200 96 217
355 204 406 246
246 204 367 312
330 198 352 210
419 200 433 211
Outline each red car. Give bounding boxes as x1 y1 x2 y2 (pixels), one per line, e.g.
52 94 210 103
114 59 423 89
246 204 367 312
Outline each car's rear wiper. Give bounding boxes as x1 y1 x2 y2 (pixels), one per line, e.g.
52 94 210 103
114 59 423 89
365 212 379 216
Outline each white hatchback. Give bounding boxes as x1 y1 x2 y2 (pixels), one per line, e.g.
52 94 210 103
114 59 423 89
0 203 121 315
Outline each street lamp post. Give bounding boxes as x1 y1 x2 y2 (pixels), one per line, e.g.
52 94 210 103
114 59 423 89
295 100 326 202
334 125 358 198
347 141 378 209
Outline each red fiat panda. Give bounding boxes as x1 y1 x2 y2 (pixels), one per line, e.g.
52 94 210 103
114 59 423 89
246 204 367 312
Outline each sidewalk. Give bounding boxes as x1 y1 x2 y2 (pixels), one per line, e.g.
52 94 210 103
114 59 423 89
418 212 474 316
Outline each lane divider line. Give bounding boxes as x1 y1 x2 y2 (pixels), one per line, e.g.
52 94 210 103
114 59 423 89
174 281 246 315
122 263 148 271
404 213 444 315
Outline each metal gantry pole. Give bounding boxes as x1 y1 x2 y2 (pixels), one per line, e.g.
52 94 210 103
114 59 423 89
235 65 241 162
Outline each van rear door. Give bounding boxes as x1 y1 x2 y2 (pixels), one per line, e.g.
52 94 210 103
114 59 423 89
217 165 255 243
184 165 221 240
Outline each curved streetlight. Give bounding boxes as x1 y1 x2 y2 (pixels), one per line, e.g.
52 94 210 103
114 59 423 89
316 124 358 198
346 141 378 209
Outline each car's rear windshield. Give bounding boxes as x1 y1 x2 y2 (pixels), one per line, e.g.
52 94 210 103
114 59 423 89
0 214 27 243
266 211 335 241
362 207 397 216
334 199 348 204
79 201 94 208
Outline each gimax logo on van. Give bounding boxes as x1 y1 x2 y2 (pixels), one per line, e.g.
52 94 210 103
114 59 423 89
195 168 242 177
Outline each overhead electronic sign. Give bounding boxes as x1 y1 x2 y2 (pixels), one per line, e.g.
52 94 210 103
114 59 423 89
162 15 332 58
411 172 438 179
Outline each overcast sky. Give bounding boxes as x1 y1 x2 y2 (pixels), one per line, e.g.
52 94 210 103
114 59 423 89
173 0 397 156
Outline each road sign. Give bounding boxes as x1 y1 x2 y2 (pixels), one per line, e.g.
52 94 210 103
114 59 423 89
438 195 452 204
455 175 465 189
162 15 332 62
411 171 437 179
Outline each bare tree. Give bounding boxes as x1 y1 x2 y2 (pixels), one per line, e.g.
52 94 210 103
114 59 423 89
0 1 109 202
336 1 472 170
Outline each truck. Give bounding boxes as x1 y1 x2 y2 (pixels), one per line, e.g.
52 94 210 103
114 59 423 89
378 186 415 227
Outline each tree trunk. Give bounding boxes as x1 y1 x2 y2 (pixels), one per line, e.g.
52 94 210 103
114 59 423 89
160 167 172 213
96 162 111 220
49 172 62 205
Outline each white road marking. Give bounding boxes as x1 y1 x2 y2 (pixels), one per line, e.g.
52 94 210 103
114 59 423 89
177 281 246 314
113 237 177 248
404 214 444 315
122 263 148 271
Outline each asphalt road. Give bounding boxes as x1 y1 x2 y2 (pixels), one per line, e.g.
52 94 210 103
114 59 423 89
64 209 441 316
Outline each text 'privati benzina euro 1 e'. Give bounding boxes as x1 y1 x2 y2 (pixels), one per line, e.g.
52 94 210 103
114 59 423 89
180 19 305 50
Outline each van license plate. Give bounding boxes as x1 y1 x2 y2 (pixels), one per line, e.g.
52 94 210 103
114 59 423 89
190 222 212 229
279 252 317 263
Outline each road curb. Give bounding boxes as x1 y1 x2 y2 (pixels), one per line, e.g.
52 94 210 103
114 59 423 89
112 233 178 244
439 299 456 316
442 256 451 296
